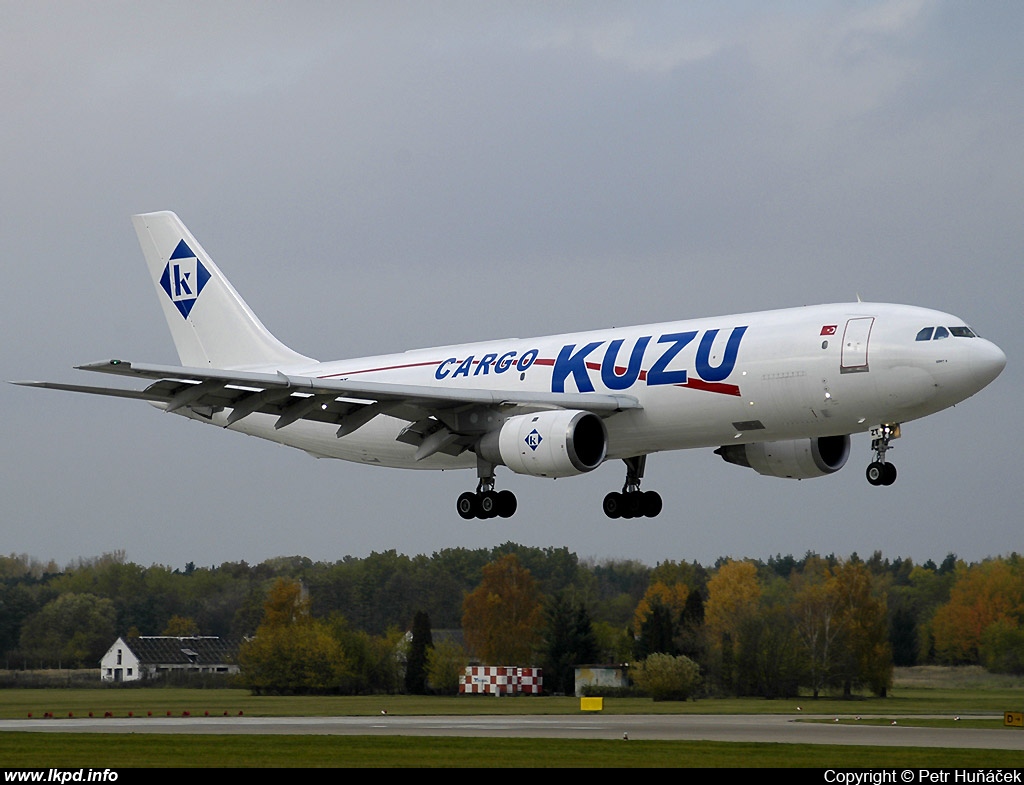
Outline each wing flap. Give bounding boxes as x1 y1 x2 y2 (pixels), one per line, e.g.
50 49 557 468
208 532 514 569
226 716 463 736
75 360 643 415
22 360 641 440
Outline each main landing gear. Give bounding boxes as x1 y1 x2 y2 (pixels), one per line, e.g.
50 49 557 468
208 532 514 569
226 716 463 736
457 459 518 520
866 423 899 486
603 456 662 519
457 456 665 520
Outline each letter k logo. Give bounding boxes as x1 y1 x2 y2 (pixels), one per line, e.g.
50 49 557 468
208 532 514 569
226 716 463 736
159 240 211 319
173 264 192 297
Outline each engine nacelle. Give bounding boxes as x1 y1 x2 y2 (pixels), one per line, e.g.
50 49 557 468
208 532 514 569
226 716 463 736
478 409 607 478
715 435 851 479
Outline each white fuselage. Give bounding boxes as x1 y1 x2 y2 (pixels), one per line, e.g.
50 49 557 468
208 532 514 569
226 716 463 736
193 301 1005 471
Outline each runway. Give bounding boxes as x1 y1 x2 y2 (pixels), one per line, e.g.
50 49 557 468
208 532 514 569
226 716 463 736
2 714 1022 750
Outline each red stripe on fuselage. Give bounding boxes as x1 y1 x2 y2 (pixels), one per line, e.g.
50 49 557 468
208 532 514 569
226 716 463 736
318 357 740 396
679 378 742 396
318 360 441 379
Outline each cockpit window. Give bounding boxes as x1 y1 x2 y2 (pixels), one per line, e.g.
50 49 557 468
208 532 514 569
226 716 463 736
917 325 978 341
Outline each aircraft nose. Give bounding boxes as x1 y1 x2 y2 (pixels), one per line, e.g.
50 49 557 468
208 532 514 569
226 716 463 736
970 338 1006 389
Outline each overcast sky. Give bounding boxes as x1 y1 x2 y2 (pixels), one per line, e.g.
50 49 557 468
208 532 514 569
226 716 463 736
3 1 1020 572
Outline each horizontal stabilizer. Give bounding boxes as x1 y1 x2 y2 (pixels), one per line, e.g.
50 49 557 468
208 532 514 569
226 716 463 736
10 380 169 403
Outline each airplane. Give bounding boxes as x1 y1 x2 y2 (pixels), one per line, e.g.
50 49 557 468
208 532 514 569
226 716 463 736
14 212 1006 520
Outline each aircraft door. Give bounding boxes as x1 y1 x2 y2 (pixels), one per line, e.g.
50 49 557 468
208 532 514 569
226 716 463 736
840 317 874 373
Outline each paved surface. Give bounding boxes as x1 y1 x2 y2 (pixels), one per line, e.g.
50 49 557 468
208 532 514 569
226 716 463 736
2 714 1022 750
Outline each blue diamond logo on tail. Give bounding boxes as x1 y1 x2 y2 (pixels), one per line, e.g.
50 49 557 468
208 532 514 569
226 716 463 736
159 240 211 319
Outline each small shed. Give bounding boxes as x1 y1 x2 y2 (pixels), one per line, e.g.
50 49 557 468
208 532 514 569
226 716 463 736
573 665 630 697
99 636 240 682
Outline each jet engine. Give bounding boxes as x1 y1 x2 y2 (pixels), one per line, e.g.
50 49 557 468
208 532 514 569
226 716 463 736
714 434 851 479
478 409 607 478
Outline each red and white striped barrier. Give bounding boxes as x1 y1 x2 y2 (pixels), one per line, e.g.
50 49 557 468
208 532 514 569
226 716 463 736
460 666 543 695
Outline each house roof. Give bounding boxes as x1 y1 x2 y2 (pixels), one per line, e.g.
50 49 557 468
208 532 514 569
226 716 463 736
122 636 240 665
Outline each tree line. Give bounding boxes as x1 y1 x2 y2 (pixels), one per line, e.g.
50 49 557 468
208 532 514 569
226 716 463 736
2 545 1022 696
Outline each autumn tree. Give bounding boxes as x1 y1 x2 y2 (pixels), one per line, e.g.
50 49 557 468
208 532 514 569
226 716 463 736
238 578 349 694
162 615 200 637
705 560 761 646
930 557 1024 666
260 577 311 628
632 580 689 657
790 557 846 697
832 560 892 697
788 558 892 697
462 554 544 663
704 559 761 692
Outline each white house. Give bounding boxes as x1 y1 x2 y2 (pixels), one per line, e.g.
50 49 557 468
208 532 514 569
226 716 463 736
99 636 240 682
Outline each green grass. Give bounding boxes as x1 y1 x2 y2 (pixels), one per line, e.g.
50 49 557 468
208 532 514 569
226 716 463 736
2 667 1023 767
1 733 1023 768
813 717 1008 729
1 686 1021 719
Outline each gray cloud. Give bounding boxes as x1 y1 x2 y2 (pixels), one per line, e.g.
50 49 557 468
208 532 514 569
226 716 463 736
3 1 1020 570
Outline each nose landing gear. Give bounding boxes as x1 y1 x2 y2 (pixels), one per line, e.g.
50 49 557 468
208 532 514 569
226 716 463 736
866 461 897 486
866 424 900 486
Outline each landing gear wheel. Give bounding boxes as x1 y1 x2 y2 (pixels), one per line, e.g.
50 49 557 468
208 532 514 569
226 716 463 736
603 492 623 519
458 458 518 519
866 462 885 486
604 456 664 518
457 492 478 519
642 491 663 518
882 462 897 486
623 491 644 519
496 490 518 518
866 462 897 486
603 488 663 519
478 490 498 519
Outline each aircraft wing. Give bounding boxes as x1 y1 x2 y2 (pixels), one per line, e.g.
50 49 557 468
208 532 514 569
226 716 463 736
13 360 641 460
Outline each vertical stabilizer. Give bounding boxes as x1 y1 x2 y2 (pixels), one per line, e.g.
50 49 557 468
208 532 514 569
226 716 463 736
132 211 316 370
